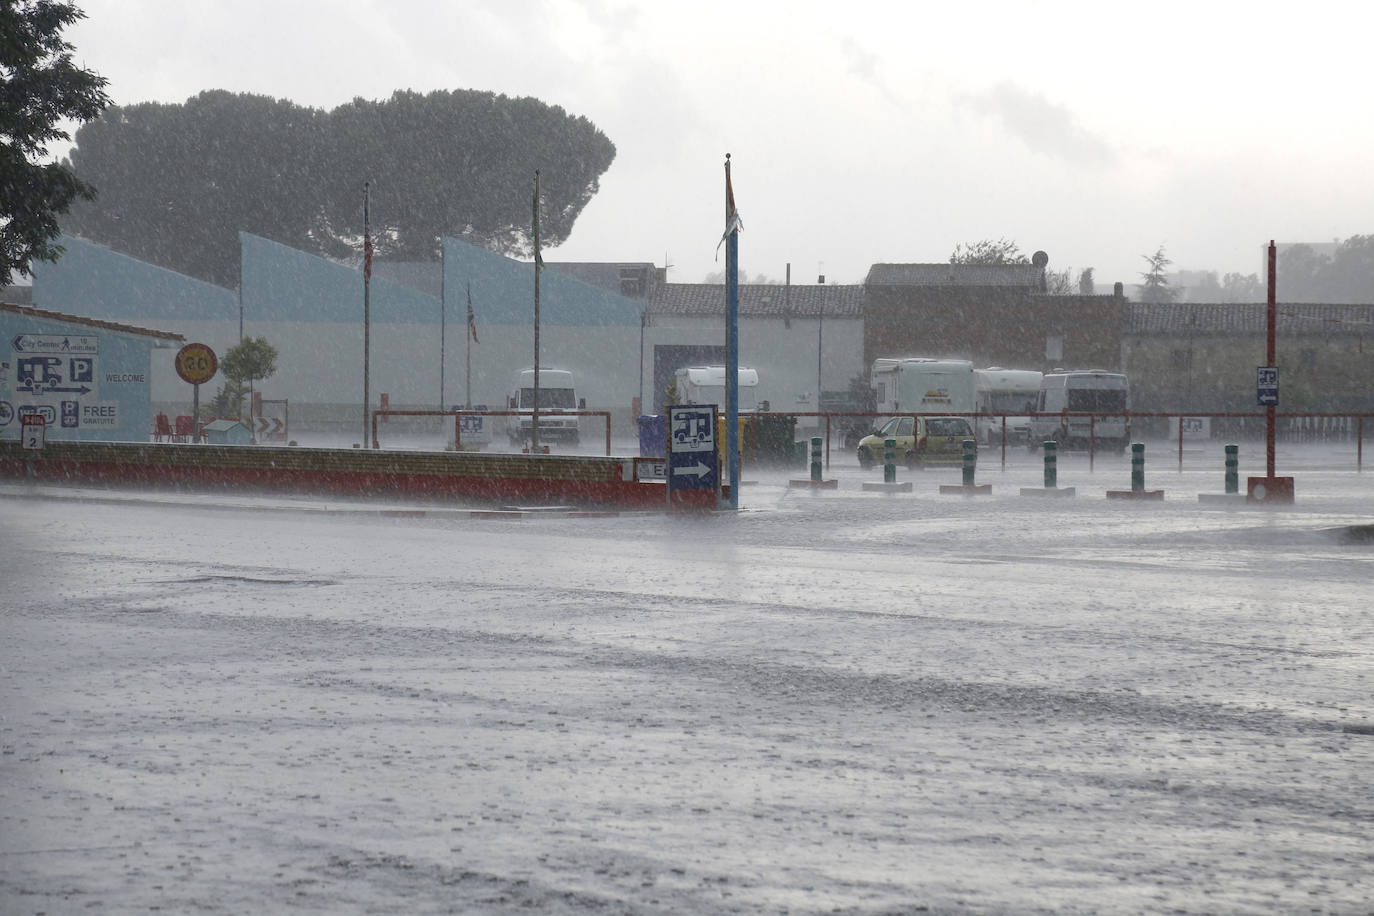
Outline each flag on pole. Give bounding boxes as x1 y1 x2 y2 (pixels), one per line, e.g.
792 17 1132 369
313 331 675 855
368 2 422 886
716 155 742 259
363 230 373 282
466 284 479 343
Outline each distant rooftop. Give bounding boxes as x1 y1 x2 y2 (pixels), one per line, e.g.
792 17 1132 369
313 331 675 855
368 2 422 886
865 263 1044 288
1 301 185 343
650 283 864 318
1128 302 1374 336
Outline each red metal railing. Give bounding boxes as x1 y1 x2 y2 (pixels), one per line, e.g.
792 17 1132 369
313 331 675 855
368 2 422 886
756 410 1374 472
369 409 613 455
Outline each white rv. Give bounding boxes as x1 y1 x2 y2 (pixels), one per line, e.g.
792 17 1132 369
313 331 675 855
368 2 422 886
1028 370 1130 451
870 358 975 416
974 367 1043 445
674 366 760 412
507 367 583 445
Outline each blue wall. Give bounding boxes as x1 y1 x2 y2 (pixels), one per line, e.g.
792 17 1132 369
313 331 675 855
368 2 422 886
241 233 439 324
443 237 642 327
31 236 237 324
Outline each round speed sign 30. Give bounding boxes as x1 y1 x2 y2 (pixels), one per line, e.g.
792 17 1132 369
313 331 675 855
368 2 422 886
175 342 218 385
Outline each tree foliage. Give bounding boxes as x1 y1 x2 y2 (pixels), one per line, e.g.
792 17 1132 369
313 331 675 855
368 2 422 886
0 0 109 286
949 237 1028 265
1220 271 1264 302
214 336 277 418
1138 246 1174 303
1077 267 1095 295
222 335 278 387
60 89 616 286
1276 236 1374 302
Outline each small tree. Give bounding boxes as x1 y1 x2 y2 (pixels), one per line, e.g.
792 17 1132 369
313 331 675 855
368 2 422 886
1078 267 1095 295
220 337 278 419
1044 268 1074 295
207 378 246 418
1139 246 1175 303
0 0 110 286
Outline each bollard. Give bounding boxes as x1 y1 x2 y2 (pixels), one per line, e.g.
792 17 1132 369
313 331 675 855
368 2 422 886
884 437 897 484
1224 444 1238 494
962 439 977 486
1043 440 1057 488
1131 442 1145 491
810 436 823 482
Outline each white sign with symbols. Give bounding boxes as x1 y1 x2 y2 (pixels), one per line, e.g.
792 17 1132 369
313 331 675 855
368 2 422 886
21 414 45 449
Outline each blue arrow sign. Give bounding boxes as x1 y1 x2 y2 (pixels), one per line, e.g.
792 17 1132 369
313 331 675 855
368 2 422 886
667 405 719 494
1257 366 1279 406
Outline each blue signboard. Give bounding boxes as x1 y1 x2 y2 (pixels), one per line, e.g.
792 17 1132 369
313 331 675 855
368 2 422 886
1257 366 1279 406
667 404 719 494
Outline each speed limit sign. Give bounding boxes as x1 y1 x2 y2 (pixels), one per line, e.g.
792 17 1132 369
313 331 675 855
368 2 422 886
175 342 218 385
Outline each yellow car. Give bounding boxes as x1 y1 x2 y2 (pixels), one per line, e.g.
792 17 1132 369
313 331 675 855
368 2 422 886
856 416 976 469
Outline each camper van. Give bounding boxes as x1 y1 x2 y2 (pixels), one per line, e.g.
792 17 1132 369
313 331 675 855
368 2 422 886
673 366 761 412
870 358 975 416
1028 370 1130 451
974 367 1043 445
507 367 583 445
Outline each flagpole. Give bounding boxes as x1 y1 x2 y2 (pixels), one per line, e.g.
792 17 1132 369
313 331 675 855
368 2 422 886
440 241 446 411
465 281 473 409
362 181 372 449
532 169 542 453
725 154 740 509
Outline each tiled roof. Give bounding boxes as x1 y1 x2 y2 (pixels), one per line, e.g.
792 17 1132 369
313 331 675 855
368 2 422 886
865 263 1043 287
0 301 185 341
1128 303 1374 336
649 283 863 318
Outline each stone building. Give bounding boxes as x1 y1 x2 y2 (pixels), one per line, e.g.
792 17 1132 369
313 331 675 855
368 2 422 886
862 263 1128 373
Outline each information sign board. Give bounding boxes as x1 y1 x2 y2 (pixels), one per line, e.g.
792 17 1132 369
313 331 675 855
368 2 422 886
667 404 719 495
1256 366 1279 406
21 413 45 449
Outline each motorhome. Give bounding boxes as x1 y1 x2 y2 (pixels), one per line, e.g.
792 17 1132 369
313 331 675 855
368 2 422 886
507 367 584 445
673 366 761 412
974 367 1043 445
870 358 975 416
1028 370 1130 451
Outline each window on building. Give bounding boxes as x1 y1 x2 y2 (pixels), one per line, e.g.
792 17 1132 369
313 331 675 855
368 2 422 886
1045 335 1064 361
1170 348 1193 369
619 267 646 298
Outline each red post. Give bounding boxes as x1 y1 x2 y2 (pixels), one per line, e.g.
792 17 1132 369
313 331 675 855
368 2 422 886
1266 241 1277 478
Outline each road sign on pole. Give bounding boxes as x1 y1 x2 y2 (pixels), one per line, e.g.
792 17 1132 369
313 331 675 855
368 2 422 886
667 404 719 510
1256 365 1279 406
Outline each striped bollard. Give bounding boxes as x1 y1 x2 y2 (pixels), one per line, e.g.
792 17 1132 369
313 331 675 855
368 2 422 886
810 436 822 482
962 439 977 486
1043 440 1058 488
1224 444 1238 494
1131 442 1145 491
884 438 897 484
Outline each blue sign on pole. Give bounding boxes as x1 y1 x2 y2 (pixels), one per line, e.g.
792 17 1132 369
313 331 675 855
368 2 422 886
1257 366 1279 406
667 404 719 495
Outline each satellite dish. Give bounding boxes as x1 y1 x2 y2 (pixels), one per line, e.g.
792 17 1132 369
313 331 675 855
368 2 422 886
1031 250 1049 268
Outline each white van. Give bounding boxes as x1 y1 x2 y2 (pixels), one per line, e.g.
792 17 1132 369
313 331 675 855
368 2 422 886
507 367 583 445
974 367 1042 445
674 366 760 412
1028 370 1130 451
870 358 975 415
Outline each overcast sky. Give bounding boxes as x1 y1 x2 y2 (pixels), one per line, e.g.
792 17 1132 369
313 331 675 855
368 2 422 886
61 0 1373 287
